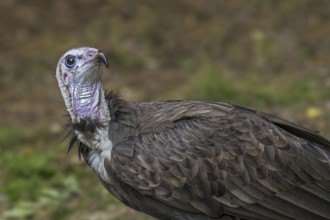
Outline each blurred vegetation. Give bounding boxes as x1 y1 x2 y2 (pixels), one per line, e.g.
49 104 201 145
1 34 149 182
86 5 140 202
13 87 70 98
0 0 329 219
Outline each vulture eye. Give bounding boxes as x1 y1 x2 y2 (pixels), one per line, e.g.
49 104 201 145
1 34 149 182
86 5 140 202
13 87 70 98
65 55 76 68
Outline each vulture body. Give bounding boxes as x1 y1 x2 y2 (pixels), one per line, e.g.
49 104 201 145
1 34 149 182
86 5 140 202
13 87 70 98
56 47 330 220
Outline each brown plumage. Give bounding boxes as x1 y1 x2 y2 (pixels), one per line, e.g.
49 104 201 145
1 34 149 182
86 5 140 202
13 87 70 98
67 91 330 220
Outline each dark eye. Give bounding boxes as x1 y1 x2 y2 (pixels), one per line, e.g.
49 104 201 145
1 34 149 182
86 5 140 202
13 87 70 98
65 55 76 68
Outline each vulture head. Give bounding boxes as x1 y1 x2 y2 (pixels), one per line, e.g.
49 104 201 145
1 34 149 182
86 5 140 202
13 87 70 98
56 48 113 176
56 47 110 124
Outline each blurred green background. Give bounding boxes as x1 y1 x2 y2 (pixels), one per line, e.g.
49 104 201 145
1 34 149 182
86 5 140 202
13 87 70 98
0 0 329 219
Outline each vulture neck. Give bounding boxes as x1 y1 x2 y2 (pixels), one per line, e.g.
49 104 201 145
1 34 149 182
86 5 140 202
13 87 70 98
73 87 113 182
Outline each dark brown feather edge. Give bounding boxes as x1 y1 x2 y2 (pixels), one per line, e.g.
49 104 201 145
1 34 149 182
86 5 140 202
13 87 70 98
234 105 330 148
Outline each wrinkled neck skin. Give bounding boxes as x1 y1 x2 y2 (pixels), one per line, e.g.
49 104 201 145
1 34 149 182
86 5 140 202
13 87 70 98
70 66 105 120
70 72 113 182
71 81 101 117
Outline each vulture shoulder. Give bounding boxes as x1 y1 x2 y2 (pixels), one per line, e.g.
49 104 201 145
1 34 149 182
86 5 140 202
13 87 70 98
105 96 330 220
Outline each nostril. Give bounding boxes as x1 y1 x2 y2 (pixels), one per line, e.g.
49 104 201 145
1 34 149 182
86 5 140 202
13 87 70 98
86 49 98 58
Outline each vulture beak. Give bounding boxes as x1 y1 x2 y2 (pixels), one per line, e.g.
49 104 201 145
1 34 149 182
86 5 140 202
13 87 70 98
97 52 109 68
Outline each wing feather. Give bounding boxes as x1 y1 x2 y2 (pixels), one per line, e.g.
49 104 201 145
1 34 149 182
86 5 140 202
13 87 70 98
108 101 330 219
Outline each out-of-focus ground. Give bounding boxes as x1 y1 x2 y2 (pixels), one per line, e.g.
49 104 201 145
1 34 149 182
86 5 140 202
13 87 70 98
0 1 329 219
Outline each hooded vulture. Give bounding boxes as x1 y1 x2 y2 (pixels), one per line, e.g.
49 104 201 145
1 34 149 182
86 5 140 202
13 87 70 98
56 47 330 220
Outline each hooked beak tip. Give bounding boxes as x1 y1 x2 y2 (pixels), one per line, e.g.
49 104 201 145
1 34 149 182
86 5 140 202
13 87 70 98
97 52 109 68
